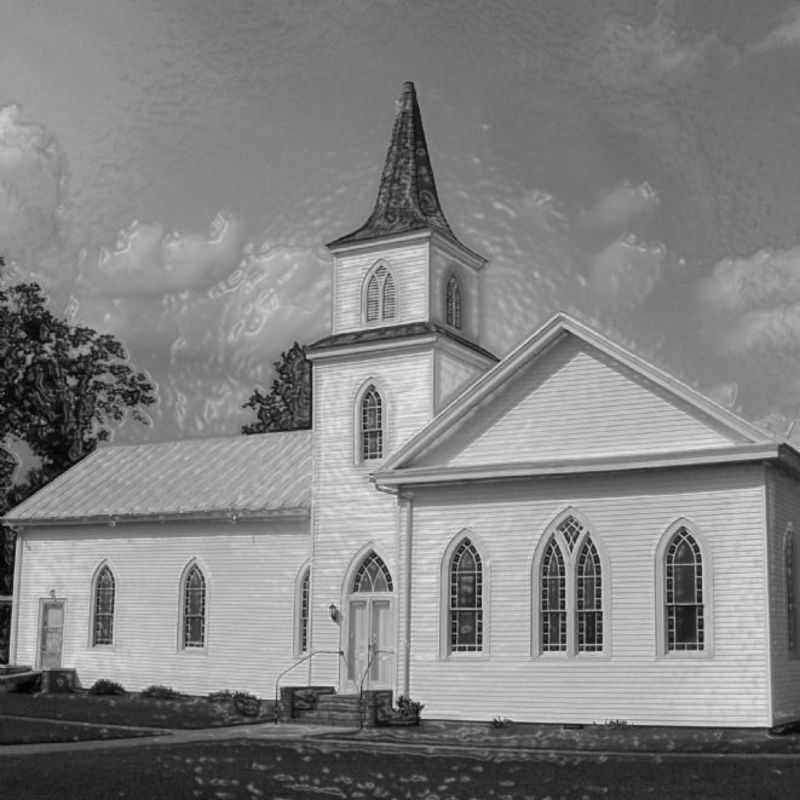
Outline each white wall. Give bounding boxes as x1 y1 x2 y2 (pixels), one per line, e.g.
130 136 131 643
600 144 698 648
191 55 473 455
406 464 770 726
15 519 309 697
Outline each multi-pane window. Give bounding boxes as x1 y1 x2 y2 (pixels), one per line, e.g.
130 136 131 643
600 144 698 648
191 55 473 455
299 568 310 653
182 564 206 648
786 525 795 653
353 551 393 592
365 265 396 322
360 385 383 461
92 565 115 646
445 274 462 329
665 529 703 651
538 514 603 655
449 538 483 652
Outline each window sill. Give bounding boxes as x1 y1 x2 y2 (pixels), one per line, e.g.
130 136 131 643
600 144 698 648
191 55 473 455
441 651 491 662
179 646 209 655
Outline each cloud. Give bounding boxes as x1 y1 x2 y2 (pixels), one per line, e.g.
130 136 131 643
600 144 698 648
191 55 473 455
77 212 246 298
752 7 800 52
0 104 68 266
586 234 666 311
574 182 659 245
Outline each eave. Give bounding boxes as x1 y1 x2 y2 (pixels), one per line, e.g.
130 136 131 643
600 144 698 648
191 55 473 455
372 443 794 489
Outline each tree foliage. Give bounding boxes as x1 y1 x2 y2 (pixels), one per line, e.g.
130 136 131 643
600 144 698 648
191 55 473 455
242 342 311 434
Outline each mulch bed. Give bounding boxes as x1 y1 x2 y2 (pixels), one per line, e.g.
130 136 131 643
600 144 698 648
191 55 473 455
0 691 275 729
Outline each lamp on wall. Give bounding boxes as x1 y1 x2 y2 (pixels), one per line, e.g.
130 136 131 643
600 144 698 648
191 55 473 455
328 603 339 623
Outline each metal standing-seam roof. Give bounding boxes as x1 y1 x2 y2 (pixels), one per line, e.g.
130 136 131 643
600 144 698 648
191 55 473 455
3 430 312 526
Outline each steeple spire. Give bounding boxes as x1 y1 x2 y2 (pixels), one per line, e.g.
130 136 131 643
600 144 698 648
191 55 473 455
328 82 458 248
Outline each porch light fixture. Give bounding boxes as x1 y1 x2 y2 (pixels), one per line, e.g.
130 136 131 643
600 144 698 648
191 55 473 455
328 603 339 623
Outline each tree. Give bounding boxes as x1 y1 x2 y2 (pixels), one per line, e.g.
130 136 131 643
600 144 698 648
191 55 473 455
242 342 312 433
0 272 156 662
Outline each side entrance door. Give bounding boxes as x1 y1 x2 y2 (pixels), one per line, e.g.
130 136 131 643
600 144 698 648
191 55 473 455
346 552 394 691
39 599 64 669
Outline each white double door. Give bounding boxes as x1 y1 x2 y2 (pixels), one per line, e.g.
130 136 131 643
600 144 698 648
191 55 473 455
346 596 394 690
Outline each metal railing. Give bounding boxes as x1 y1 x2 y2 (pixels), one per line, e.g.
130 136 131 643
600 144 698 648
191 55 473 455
273 649 346 723
357 645 394 728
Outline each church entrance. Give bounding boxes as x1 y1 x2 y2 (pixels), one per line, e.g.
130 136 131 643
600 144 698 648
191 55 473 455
38 598 64 669
346 551 394 691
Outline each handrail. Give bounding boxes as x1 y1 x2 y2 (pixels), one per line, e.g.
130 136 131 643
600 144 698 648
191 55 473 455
358 645 394 728
273 649 345 723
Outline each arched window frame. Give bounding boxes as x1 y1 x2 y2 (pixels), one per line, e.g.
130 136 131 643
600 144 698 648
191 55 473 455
445 272 463 330
654 520 712 658
295 562 311 656
531 508 609 658
440 531 489 657
179 560 208 651
90 561 116 648
362 260 397 325
353 378 388 464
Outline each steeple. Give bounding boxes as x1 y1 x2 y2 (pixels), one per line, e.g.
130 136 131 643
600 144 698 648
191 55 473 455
328 82 460 248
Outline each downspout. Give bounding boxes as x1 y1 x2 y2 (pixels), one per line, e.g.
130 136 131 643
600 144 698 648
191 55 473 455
9 527 23 665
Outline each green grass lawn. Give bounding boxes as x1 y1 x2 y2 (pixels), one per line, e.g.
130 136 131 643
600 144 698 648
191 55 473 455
0 716 159 745
0 690 275 729
3 739 800 799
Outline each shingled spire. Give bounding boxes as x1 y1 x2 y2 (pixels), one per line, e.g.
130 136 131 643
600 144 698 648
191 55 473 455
328 82 459 248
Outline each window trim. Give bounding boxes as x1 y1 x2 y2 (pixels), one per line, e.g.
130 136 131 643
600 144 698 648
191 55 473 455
440 530 490 658
445 272 463 330
531 508 610 658
178 559 208 653
352 378 389 465
295 562 311 656
654 519 712 658
89 561 116 649
361 260 397 325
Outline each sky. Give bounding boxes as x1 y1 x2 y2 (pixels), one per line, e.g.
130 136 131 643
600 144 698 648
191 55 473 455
5 0 800 443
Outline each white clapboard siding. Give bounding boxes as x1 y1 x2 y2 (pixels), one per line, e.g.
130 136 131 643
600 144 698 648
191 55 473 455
333 242 429 333
767 466 800 725
418 336 744 468
435 350 485 411
309 349 436 687
406 465 769 726
15 520 309 697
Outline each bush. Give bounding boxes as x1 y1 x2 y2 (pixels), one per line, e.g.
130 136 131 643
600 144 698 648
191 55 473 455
233 691 261 717
207 690 235 703
492 715 513 729
88 678 126 696
140 684 184 700
396 695 424 720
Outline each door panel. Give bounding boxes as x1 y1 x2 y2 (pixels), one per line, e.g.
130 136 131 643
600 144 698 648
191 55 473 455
347 600 368 682
39 600 64 669
370 598 393 686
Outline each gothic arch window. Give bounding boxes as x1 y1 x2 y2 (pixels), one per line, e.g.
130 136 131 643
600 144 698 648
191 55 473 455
296 565 311 655
181 562 206 649
352 551 393 593
91 564 115 646
445 273 462 330
448 537 484 653
359 384 384 461
654 522 711 655
364 263 396 323
534 512 604 656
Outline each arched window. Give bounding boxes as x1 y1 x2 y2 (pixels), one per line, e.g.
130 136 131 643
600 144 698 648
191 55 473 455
182 563 206 649
92 565 115 646
297 567 310 654
364 264 396 323
536 513 604 655
352 551 393 592
449 538 483 652
445 273 462 329
360 384 383 461
664 529 703 651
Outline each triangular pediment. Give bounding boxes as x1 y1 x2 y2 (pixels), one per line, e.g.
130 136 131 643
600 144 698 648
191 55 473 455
379 314 773 474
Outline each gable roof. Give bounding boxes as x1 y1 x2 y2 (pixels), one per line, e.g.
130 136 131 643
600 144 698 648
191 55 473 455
374 312 776 480
4 430 311 526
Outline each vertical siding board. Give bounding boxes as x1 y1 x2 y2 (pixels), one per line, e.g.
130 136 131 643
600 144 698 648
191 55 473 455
407 466 769 726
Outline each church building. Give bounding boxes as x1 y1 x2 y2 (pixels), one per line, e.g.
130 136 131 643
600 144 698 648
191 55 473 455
5 82 800 728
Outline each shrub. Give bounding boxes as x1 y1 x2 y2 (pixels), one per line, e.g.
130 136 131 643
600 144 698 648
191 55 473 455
88 678 126 696
491 714 513 729
396 695 424 720
207 690 235 703
140 684 184 700
233 691 261 717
